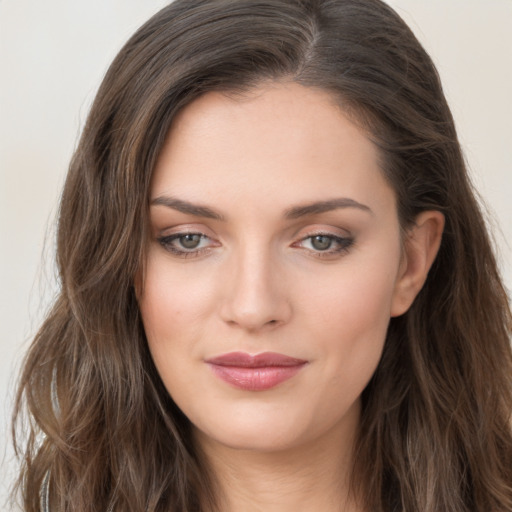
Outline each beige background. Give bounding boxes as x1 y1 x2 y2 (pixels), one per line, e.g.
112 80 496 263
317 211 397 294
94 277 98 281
1 1 511 508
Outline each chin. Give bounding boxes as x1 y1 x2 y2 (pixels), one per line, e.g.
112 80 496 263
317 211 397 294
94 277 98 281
196 424 304 454
190 397 359 455
190 404 313 453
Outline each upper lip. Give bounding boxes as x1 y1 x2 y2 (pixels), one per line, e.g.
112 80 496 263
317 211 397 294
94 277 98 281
205 351 307 368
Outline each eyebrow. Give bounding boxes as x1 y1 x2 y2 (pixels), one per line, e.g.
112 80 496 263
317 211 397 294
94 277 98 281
151 196 225 220
284 198 373 219
150 195 372 220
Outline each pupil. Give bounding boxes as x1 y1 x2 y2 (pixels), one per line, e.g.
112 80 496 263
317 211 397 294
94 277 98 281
312 235 332 251
180 234 201 249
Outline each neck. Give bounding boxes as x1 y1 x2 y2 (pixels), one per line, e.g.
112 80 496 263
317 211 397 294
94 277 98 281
194 408 364 512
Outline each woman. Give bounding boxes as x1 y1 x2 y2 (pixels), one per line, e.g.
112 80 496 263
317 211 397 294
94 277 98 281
12 0 512 511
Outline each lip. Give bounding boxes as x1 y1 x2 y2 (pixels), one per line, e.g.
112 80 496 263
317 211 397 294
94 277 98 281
205 351 308 391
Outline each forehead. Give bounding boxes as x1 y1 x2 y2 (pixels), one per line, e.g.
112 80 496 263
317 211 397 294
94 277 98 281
151 82 394 214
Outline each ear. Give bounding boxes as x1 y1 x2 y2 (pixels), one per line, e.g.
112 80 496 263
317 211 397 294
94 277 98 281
390 210 445 317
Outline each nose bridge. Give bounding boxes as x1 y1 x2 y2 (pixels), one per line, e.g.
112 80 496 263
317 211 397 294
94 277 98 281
220 238 291 331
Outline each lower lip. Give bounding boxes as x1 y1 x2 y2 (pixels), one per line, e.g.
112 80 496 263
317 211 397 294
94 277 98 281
208 364 306 391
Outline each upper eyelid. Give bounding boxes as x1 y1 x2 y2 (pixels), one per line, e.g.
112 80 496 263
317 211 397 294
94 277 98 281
163 230 210 238
294 225 352 239
156 223 216 237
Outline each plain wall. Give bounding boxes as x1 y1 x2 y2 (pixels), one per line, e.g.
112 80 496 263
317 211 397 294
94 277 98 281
1 1 511 509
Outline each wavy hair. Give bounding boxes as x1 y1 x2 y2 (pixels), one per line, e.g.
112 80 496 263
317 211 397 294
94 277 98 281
13 0 512 511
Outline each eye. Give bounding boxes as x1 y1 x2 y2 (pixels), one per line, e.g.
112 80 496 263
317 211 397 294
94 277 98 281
157 232 217 257
176 233 203 249
294 233 354 257
309 235 335 251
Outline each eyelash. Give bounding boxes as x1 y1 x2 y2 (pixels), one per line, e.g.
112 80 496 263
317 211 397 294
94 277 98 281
157 233 214 258
293 232 354 258
157 232 354 259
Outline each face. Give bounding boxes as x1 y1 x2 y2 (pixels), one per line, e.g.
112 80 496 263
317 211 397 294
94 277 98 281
138 82 406 454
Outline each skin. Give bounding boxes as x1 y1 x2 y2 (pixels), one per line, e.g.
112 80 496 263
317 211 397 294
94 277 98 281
138 82 444 512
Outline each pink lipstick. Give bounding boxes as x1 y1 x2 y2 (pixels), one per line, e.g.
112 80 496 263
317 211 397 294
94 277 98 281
205 352 307 391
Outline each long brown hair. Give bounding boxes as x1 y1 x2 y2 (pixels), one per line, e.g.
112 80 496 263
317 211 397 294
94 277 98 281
13 1 512 511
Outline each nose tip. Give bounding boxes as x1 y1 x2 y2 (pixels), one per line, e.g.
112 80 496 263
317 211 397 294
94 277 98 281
219 254 292 332
223 306 285 332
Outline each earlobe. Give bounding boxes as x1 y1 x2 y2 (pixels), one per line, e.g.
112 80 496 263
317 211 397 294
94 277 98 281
390 210 445 317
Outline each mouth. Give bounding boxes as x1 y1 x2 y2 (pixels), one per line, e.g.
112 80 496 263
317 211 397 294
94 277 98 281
205 352 308 391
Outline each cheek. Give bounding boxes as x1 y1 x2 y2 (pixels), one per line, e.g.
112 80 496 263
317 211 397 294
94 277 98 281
300 244 401 394
137 255 216 382
305 248 400 337
139 253 214 332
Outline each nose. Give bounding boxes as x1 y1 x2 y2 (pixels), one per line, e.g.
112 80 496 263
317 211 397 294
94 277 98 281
219 244 292 332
